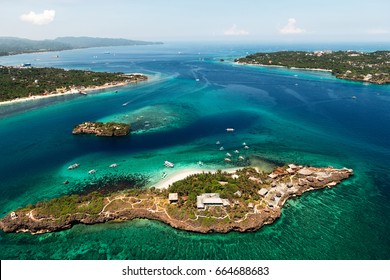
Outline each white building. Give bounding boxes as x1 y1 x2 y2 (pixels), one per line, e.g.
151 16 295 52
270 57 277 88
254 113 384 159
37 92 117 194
197 193 230 209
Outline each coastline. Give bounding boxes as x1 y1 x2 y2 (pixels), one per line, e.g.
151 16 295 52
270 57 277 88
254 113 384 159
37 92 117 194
0 80 139 106
0 165 354 234
235 61 333 73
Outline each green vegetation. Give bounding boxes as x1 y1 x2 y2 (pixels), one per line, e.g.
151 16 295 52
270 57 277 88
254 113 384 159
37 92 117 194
0 36 162 56
35 192 104 218
16 173 150 220
0 66 146 102
169 168 265 198
168 168 266 207
236 50 390 84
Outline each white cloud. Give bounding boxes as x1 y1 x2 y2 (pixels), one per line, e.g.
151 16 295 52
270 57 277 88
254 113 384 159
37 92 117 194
367 28 389 34
279 18 306 34
224 24 249 36
20 10 56 25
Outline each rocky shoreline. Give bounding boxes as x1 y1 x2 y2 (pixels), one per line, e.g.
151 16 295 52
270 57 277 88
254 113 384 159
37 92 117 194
0 165 353 234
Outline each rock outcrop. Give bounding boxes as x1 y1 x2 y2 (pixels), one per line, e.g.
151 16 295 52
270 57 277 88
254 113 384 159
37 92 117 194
72 122 130 136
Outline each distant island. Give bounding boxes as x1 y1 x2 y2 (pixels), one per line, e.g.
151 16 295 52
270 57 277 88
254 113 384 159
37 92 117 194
235 51 390 84
0 165 353 234
0 36 163 56
0 66 147 103
72 122 130 137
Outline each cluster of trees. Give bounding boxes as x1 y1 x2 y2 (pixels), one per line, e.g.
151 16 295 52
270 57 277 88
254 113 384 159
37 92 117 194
33 192 105 218
236 51 390 84
0 66 132 101
168 168 267 208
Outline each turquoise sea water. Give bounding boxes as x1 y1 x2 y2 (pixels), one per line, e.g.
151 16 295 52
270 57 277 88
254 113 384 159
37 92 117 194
0 42 389 259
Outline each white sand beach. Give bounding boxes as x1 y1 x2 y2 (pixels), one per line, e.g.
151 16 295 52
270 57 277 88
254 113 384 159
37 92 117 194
0 80 133 106
154 167 240 189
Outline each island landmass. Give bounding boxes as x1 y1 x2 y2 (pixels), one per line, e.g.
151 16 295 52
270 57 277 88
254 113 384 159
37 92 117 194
0 36 162 56
235 50 390 84
0 165 353 234
0 66 147 104
72 121 130 137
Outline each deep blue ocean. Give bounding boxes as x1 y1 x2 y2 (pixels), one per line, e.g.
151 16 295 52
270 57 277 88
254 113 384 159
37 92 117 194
0 42 389 259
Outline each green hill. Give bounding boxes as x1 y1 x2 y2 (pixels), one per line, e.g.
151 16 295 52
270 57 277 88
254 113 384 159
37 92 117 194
0 36 162 56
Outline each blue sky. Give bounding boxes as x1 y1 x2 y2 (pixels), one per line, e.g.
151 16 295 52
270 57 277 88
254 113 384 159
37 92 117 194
1 0 390 42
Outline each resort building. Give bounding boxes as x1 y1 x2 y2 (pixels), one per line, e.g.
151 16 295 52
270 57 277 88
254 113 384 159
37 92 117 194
258 188 269 196
197 193 230 209
168 193 178 203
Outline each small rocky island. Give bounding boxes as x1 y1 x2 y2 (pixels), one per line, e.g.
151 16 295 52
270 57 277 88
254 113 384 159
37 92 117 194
72 121 130 136
0 164 353 234
235 50 390 84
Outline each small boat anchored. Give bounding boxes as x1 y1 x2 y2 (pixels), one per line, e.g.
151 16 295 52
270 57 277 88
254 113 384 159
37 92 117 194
88 169 97 174
109 163 118 168
197 161 204 166
68 163 80 170
164 161 174 168
226 128 235 132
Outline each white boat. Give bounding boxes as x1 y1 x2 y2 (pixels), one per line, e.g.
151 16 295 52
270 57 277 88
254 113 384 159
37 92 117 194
244 145 250 149
68 163 80 170
234 150 239 154
109 163 118 168
219 146 225 151
88 169 97 174
224 158 232 162
238 156 245 160
226 152 232 157
242 142 247 146
197 161 204 166
226 128 235 132
216 141 220 145
164 161 174 168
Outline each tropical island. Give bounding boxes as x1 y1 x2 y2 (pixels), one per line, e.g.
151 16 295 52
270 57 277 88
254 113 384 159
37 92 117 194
0 66 147 103
0 164 353 234
235 50 390 84
72 121 130 137
0 36 162 56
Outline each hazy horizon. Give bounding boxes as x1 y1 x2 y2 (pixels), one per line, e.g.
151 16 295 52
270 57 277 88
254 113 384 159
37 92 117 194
1 0 389 43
